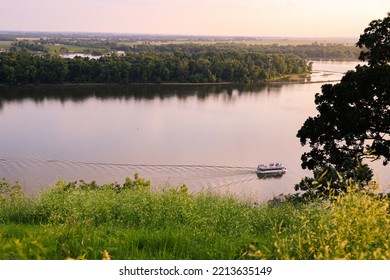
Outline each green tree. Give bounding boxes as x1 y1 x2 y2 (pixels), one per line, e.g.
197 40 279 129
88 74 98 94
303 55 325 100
0 45 309 85
296 13 390 196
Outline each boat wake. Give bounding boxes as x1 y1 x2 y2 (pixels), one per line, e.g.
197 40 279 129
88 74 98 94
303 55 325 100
0 157 290 201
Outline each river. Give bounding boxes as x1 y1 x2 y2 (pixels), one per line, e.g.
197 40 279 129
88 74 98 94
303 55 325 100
0 61 388 201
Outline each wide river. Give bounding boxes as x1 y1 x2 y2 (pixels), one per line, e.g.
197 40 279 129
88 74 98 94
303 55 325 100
0 61 388 201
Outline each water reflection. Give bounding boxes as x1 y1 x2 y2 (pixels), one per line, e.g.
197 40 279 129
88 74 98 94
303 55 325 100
1 61 386 202
0 82 307 202
0 84 272 104
256 173 286 180
0 60 355 106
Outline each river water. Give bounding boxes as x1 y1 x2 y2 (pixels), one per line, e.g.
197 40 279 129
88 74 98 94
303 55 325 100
0 61 388 201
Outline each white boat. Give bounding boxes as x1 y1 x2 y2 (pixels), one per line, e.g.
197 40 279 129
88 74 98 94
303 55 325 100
256 163 287 175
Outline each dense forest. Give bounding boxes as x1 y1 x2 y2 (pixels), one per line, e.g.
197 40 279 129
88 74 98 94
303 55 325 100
121 43 360 61
0 48 310 85
0 33 359 85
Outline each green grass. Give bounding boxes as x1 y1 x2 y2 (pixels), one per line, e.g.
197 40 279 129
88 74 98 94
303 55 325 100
0 176 389 260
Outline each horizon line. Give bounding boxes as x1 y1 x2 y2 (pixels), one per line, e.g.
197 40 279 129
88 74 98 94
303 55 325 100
0 30 359 40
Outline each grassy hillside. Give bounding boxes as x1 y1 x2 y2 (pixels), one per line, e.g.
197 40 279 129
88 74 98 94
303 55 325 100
0 175 389 260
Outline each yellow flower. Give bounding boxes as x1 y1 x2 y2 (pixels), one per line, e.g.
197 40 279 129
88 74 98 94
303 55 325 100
102 250 110 260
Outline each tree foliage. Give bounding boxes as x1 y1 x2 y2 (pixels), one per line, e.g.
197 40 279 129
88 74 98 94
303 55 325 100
296 13 390 196
0 48 309 85
297 65 390 170
124 43 360 61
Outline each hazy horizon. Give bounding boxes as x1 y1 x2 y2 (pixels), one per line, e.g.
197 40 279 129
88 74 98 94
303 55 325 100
1 0 388 38
0 30 359 40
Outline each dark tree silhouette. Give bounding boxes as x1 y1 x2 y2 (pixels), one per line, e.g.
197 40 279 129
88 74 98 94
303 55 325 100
296 13 390 197
357 12 390 66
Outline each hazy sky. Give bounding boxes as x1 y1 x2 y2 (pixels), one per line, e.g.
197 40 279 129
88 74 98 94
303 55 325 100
1 0 388 37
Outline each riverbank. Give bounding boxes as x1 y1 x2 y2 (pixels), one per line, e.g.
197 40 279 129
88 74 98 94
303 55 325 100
1 176 389 260
0 81 237 87
0 72 332 88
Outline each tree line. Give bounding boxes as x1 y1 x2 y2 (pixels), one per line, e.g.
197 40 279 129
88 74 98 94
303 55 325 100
0 48 310 85
11 37 360 60
121 43 360 61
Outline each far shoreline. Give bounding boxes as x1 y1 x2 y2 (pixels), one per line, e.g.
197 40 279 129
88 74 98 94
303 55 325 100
0 72 325 87
0 79 341 87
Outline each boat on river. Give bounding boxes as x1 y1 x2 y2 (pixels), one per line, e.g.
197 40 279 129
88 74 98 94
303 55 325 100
256 163 287 175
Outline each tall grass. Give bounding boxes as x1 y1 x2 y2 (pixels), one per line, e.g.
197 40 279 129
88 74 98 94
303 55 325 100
1 176 390 260
0 175 275 259
246 180 390 260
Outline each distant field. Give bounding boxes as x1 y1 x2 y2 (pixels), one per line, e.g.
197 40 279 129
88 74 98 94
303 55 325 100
0 41 94 53
122 37 357 46
15 37 41 41
0 41 12 49
45 44 95 53
240 38 357 46
1 33 357 48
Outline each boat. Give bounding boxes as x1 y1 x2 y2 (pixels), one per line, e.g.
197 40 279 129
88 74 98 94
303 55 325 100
256 163 287 175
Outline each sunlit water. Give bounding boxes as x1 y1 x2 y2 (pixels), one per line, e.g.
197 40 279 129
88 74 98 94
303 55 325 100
0 61 388 201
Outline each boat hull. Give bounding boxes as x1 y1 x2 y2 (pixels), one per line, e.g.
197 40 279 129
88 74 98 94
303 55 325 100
256 163 287 175
255 169 286 175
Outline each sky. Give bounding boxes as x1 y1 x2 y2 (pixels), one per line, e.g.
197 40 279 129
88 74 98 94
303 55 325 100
0 0 389 37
